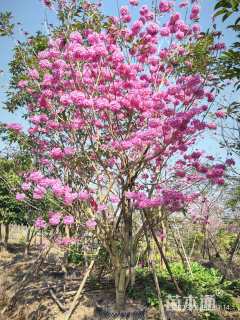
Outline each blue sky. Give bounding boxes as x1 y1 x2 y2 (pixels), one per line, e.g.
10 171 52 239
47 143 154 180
0 0 238 160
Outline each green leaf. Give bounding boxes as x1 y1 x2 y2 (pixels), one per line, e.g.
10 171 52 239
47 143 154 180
223 11 233 21
214 8 228 18
214 0 230 10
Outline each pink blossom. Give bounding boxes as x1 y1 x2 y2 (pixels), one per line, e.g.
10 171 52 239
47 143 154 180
35 217 47 229
55 237 78 246
225 159 235 166
129 0 138 5
49 212 61 226
215 178 225 185
110 195 120 203
7 123 23 133
86 219 97 229
28 171 43 183
179 1 188 8
192 24 200 33
78 190 90 200
97 204 107 213
39 59 52 69
18 80 28 88
122 14 132 23
160 27 170 37
207 123 217 130
190 5 200 20
63 215 75 225
28 68 39 80
120 6 129 17
64 192 78 205
159 1 172 12
33 186 46 199
50 147 64 160
52 184 65 198
40 158 50 165
139 5 149 16
42 0 52 8
176 170 186 177
22 182 31 191
176 31 185 40
16 193 26 201
38 178 51 188
157 230 166 241
60 94 72 106
16 6 229 252
146 23 159 36
64 147 75 156
211 43 226 51
215 110 226 118
70 31 83 43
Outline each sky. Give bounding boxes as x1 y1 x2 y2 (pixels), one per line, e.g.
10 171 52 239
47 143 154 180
0 0 238 161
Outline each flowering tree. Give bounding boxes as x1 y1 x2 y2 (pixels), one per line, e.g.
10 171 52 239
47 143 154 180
12 0 235 310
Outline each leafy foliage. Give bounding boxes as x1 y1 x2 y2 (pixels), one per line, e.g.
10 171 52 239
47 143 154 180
128 262 240 311
214 0 240 23
226 185 240 209
67 243 85 265
174 33 216 79
0 11 14 37
214 0 240 89
0 157 26 225
5 33 48 112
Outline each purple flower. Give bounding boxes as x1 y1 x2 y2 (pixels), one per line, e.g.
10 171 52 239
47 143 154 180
22 182 31 191
50 147 64 160
16 193 26 201
49 212 62 226
35 217 47 229
7 123 23 133
97 204 107 213
86 219 97 229
78 190 90 200
63 215 75 225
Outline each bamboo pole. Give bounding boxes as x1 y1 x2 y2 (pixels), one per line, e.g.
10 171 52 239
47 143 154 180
65 247 100 320
143 209 183 296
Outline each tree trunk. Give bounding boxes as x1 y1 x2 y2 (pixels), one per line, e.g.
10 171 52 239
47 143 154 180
0 224 2 242
160 220 167 268
115 267 127 310
24 226 35 256
130 264 136 287
171 227 188 271
4 224 9 247
143 214 167 320
143 209 183 296
221 231 240 283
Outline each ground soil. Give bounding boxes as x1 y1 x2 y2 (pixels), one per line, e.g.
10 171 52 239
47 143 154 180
0 243 239 320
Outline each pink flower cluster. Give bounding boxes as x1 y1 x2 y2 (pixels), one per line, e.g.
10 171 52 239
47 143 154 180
125 189 191 212
55 237 79 246
50 147 75 160
35 217 47 229
18 170 92 206
14 0 231 238
34 213 75 230
7 123 23 133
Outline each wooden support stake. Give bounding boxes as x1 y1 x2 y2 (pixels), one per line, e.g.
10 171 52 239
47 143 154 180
65 247 100 320
50 288 67 312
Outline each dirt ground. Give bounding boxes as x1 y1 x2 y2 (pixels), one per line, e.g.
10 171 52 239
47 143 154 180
0 243 103 320
0 243 239 320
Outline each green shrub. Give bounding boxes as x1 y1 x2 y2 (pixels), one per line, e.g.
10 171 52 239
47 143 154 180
67 243 84 265
201 311 222 320
128 262 240 311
